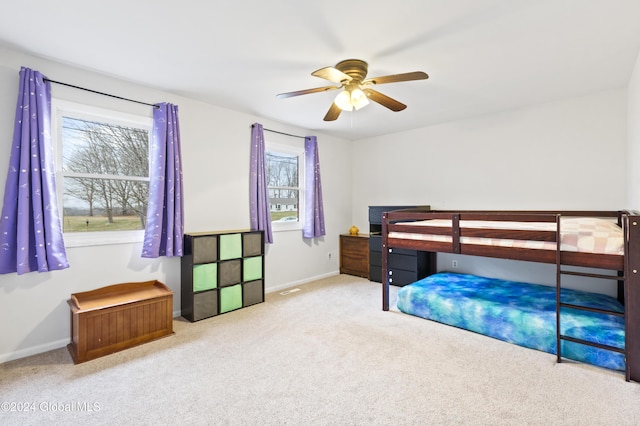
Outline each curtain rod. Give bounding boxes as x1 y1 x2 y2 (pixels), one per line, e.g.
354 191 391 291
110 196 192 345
252 124 305 139
44 78 159 109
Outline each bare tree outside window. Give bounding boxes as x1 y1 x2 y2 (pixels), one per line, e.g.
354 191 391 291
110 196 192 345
61 117 150 233
266 151 300 222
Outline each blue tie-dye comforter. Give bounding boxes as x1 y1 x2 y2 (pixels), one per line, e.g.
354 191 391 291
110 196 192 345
396 272 625 371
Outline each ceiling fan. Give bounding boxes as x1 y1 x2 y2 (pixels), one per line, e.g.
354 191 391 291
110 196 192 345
276 59 428 121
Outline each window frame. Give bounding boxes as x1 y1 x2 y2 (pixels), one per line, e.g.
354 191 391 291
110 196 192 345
51 99 153 247
265 141 305 232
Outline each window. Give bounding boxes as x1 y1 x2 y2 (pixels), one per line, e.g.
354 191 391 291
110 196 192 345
52 100 152 246
265 142 304 231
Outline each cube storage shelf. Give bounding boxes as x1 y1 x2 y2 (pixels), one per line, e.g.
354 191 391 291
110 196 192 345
181 230 264 322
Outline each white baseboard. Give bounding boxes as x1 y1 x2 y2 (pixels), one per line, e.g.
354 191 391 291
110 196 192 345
265 270 340 294
0 338 69 364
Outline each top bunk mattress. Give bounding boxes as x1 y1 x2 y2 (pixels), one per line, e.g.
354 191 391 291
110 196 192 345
388 217 623 255
396 272 625 371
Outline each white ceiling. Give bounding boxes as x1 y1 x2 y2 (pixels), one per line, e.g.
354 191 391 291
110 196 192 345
1 0 640 140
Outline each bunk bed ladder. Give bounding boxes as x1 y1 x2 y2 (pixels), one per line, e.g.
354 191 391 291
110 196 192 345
555 215 629 381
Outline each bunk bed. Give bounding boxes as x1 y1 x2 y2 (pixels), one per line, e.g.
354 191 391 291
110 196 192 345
380 209 640 382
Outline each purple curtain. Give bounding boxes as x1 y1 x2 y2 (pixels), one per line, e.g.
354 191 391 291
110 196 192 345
303 136 325 238
249 123 273 243
141 103 184 258
0 67 69 275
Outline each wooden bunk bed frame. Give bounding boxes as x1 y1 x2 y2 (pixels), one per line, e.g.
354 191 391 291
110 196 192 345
381 209 640 382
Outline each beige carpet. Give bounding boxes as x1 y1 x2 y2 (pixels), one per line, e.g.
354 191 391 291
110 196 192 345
1 274 639 425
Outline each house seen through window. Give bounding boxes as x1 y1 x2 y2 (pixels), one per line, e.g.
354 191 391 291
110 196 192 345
265 142 304 229
53 100 152 246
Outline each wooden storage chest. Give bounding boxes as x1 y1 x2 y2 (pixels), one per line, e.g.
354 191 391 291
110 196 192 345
68 280 174 364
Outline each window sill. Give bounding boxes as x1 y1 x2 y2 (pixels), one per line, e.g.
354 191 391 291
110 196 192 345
63 230 144 248
271 222 302 232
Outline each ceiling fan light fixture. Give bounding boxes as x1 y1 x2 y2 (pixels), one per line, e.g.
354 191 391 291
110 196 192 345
334 87 369 111
350 88 369 110
334 90 353 111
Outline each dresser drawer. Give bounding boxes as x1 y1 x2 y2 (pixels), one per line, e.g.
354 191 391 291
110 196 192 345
388 269 421 287
372 249 432 285
370 251 382 267
388 247 418 257
389 252 419 271
369 235 382 252
369 265 382 283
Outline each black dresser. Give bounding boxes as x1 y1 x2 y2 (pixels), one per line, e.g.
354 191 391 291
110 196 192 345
369 205 432 286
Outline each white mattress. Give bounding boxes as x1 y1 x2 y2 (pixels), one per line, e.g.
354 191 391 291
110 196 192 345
388 217 623 255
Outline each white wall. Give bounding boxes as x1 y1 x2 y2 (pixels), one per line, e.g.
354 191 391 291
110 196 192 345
0 46 351 362
628 49 640 210
350 89 628 293
351 89 627 228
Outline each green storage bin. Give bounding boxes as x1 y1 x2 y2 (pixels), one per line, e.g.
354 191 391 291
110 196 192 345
220 284 242 313
193 263 217 291
243 256 262 281
219 233 242 260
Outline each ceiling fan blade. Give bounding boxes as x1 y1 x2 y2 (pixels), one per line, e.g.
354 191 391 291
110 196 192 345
363 71 428 85
312 66 352 84
276 85 340 99
323 103 342 121
362 88 406 112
